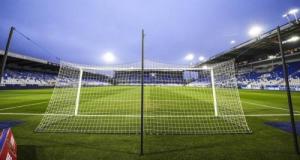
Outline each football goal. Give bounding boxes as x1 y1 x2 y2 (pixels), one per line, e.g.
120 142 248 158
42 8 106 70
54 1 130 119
35 59 251 134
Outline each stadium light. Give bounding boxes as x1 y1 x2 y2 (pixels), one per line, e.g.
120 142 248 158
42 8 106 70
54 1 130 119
283 8 299 23
283 36 300 44
198 56 205 62
184 53 194 61
288 8 299 15
230 40 236 44
282 14 291 23
202 65 208 69
268 55 276 59
102 52 116 63
291 9 299 23
248 26 263 37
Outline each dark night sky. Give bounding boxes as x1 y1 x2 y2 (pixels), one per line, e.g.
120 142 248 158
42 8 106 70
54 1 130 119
0 0 299 65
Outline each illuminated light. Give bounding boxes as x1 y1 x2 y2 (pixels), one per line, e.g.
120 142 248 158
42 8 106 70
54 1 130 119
230 40 236 44
268 55 276 59
184 53 194 61
283 36 300 44
202 65 208 69
198 56 205 61
248 26 263 37
288 8 299 15
283 8 299 23
102 52 116 63
282 14 288 18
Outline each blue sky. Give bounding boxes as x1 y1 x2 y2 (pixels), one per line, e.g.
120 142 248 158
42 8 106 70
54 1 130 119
0 0 299 65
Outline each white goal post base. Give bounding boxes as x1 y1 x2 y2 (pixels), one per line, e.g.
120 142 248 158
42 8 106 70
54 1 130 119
35 59 251 134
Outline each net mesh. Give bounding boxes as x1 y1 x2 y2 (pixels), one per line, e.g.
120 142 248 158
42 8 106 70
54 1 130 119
35 60 251 134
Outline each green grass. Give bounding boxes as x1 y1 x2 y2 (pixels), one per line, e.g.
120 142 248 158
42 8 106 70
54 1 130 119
0 88 300 160
36 86 249 134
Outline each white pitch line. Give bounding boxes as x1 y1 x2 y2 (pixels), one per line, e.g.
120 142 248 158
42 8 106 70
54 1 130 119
244 114 300 117
0 113 300 117
88 99 212 102
242 101 300 113
0 101 48 111
0 113 68 116
74 114 300 118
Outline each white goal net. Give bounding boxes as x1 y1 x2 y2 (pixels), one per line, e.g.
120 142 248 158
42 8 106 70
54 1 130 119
35 60 251 134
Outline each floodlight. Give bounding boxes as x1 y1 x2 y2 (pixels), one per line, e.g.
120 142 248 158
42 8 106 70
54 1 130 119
289 36 300 42
102 52 116 63
283 36 300 44
288 8 299 23
248 26 263 37
230 40 236 44
288 8 299 15
184 53 194 61
268 55 276 59
198 56 205 61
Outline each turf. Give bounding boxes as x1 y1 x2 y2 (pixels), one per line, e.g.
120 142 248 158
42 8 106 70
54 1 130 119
0 88 300 160
35 86 249 134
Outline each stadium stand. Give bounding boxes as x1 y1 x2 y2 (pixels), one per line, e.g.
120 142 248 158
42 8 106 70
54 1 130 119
2 69 57 87
1 50 300 91
0 50 59 89
238 61 300 91
115 71 185 85
199 20 300 91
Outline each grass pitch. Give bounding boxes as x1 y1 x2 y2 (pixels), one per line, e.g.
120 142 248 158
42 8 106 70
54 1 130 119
0 88 299 160
36 86 249 134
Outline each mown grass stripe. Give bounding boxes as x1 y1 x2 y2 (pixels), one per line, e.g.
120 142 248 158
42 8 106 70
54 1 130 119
0 101 49 111
242 101 300 113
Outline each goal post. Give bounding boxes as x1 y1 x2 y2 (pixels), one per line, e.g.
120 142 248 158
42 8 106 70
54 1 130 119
74 68 83 116
210 68 218 117
35 60 251 134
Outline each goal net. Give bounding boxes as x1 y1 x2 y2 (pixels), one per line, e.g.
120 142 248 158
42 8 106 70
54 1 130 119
35 60 251 134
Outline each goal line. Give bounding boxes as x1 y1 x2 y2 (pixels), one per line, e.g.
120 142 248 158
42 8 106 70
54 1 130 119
1 112 300 117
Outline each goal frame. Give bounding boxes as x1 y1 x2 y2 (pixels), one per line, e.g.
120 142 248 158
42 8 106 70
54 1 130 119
72 66 219 118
